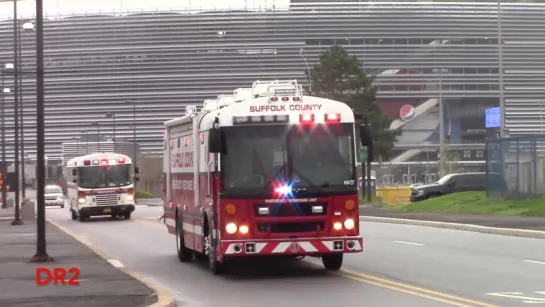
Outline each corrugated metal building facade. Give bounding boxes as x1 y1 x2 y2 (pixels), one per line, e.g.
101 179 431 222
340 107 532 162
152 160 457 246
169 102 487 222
0 1 543 162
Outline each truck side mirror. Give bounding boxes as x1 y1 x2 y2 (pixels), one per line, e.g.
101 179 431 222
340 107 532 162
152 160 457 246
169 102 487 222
359 123 374 162
71 169 77 176
134 166 140 174
208 127 224 154
72 178 77 183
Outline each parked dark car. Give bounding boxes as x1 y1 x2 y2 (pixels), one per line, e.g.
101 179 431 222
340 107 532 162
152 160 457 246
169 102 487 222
410 172 486 202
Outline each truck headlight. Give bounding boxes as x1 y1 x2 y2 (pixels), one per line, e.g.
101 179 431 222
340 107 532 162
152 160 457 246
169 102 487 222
126 195 134 202
225 223 237 234
344 218 355 230
78 198 86 205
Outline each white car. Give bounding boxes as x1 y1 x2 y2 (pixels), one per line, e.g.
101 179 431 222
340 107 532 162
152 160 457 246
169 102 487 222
44 185 65 208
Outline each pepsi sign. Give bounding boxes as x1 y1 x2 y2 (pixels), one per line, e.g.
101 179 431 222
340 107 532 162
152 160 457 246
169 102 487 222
399 105 416 121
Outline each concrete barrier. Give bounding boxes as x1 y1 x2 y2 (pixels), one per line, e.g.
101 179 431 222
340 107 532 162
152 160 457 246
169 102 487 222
21 199 35 220
376 187 411 205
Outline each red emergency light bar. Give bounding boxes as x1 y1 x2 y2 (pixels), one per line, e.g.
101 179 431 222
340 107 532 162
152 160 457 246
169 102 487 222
299 113 314 124
325 113 341 123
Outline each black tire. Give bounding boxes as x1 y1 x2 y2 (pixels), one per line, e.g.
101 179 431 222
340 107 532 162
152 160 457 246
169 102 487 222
194 251 208 262
70 209 77 220
60 204 65 209
78 211 86 222
206 222 227 275
111 214 117 220
123 212 131 220
176 215 193 262
322 253 343 271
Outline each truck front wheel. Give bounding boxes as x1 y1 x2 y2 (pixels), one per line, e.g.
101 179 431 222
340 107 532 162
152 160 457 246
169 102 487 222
206 224 227 275
176 217 193 263
322 253 343 270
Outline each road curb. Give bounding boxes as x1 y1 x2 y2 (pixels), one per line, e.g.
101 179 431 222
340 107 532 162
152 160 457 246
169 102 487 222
360 216 545 239
47 219 178 307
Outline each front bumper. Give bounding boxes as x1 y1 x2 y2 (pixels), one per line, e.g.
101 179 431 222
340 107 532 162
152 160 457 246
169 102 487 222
220 236 363 257
410 194 426 202
45 200 64 206
79 204 135 216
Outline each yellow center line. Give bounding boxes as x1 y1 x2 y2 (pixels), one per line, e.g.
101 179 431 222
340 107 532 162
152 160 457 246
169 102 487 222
339 270 497 307
133 219 497 306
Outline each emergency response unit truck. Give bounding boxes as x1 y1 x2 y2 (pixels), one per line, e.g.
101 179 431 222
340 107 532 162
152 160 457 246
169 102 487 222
162 80 373 274
66 152 138 221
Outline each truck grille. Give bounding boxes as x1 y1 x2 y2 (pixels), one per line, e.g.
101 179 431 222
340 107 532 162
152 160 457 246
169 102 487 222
254 202 327 217
95 194 119 206
257 222 325 233
45 197 58 201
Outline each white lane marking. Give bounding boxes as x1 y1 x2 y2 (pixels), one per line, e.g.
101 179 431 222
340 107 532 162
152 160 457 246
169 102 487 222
393 240 424 246
107 259 125 268
487 292 545 303
525 260 545 265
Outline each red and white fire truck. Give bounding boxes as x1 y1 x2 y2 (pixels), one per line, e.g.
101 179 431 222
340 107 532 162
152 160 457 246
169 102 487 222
162 80 372 274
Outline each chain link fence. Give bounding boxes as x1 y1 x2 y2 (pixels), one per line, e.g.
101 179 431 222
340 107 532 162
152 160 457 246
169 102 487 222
486 136 544 199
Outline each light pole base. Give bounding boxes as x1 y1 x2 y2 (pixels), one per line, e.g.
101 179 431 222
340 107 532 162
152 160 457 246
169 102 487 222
10 218 23 226
30 253 54 263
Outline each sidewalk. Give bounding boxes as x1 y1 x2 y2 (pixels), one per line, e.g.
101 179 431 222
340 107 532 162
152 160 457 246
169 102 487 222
0 220 158 307
360 207 545 231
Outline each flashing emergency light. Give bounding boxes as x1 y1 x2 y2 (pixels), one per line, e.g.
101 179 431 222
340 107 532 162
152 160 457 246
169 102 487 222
100 159 108 166
271 97 279 102
83 160 91 166
274 185 292 195
281 97 289 101
92 159 99 165
118 157 126 164
325 113 341 123
299 113 314 124
292 96 301 101
183 137 189 146
272 177 296 199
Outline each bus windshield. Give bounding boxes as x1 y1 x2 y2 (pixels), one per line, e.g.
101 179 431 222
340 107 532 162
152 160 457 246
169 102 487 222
220 123 355 191
77 165 133 188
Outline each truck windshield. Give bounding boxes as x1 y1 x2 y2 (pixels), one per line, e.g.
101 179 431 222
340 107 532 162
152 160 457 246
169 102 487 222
77 165 133 188
221 123 355 191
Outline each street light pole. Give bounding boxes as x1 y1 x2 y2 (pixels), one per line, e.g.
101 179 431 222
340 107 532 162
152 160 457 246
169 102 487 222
0 78 7 209
91 122 100 152
106 112 116 151
125 100 137 172
299 49 311 94
31 0 53 262
17 20 26 200
11 0 23 226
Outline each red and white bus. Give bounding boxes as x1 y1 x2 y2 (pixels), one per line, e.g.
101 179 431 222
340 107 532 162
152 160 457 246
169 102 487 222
162 80 372 274
66 153 137 221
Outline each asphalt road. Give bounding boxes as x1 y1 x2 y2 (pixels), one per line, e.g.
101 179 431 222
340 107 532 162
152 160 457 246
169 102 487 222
44 205 545 307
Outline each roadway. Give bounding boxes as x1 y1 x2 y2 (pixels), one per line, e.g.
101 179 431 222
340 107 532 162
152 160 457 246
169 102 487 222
44 204 545 307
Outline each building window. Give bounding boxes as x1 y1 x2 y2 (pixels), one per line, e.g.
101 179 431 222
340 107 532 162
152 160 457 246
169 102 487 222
476 150 484 158
463 150 471 158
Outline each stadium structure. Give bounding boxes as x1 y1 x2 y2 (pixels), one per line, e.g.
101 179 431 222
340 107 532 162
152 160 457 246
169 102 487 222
0 0 544 183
